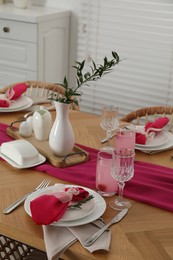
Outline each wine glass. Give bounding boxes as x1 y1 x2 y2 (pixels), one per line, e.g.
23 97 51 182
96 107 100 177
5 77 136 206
100 105 119 151
109 148 135 210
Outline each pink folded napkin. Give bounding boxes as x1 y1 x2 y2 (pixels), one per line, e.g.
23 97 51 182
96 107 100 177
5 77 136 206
30 186 89 225
0 83 27 107
145 117 169 132
136 117 169 145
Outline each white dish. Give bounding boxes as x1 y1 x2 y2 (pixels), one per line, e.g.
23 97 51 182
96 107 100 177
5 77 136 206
135 131 173 152
24 185 106 227
1 140 40 165
0 96 33 112
62 198 96 221
135 131 169 148
0 148 46 169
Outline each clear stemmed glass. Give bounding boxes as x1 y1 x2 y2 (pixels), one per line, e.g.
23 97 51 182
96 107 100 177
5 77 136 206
100 105 119 151
109 148 135 210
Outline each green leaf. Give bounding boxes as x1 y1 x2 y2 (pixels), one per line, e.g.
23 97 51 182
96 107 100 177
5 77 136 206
80 60 85 70
50 51 120 106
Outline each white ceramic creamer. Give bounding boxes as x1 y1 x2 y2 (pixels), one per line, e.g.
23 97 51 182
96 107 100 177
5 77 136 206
33 107 52 141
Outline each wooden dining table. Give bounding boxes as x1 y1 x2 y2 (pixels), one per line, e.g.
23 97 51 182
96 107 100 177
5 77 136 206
0 109 173 260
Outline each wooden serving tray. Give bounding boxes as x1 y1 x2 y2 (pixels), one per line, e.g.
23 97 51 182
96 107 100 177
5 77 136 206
7 127 89 168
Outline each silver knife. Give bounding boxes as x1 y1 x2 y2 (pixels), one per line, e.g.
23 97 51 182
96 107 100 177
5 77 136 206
83 208 128 247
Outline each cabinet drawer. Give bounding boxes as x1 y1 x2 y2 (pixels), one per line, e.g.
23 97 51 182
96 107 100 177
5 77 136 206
0 66 37 89
0 38 37 70
0 19 37 43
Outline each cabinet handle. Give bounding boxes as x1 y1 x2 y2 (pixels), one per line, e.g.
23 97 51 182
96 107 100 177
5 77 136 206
3 27 10 33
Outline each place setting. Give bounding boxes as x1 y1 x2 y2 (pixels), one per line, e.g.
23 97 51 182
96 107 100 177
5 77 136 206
0 82 54 115
133 117 173 154
99 104 173 155
23 183 115 259
24 184 107 227
0 83 33 112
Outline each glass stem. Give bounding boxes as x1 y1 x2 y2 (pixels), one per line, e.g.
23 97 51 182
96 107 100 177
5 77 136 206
117 181 125 203
106 131 111 147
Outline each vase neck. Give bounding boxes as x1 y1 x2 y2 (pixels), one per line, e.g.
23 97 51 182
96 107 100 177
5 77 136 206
54 102 70 118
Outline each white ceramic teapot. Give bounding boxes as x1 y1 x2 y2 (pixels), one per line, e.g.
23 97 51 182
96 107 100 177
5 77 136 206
33 106 52 141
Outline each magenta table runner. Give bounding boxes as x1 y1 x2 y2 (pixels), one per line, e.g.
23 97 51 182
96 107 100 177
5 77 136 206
1 123 173 212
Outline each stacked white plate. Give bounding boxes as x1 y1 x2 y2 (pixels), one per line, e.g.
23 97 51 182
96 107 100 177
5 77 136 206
0 96 33 112
135 130 173 153
24 185 106 227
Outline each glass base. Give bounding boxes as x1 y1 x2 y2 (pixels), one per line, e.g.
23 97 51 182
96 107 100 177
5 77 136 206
109 199 132 210
98 190 116 197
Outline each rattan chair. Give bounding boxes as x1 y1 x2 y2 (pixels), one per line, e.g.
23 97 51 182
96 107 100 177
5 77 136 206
120 106 173 131
0 80 79 110
0 234 48 260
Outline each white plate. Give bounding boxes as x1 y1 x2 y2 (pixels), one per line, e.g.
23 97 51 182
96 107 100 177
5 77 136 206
24 185 106 227
135 131 169 148
62 198 96 221
0 96 33 112
135 131 173 152
0 150 46 169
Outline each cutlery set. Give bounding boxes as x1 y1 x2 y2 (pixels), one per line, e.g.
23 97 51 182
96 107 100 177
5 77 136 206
3 178 129 246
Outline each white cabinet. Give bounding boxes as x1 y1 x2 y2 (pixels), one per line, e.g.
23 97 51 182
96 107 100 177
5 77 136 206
0 4 70 88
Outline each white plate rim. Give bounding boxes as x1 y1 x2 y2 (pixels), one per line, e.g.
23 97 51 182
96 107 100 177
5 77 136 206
135 131 173 151
135 130 169 148
0 149 46 168
24 185 106 227
0 96 33 112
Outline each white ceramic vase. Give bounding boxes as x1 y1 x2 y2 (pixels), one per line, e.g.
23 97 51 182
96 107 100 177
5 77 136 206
49 102 75 156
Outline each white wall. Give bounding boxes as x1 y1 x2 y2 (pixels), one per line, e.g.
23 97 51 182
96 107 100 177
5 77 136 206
44 0 81 87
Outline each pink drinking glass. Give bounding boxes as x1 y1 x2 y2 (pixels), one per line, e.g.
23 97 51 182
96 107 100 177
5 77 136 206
96 151 118 197
115 127 135 151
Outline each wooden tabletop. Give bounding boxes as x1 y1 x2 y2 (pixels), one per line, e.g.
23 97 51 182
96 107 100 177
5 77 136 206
0 110 173 260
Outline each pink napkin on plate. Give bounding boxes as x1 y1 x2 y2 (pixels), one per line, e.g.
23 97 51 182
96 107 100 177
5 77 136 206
136 117 169 145
0 83 27 107
145 117 169 132
30 186 89 225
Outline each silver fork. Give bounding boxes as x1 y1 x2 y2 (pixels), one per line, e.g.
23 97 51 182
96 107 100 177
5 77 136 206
3 179 51 214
